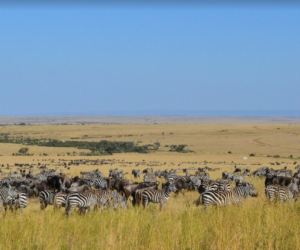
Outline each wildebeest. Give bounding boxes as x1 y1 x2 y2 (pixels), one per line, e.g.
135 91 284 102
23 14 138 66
162 179 192 196
111 179 134 195
123 182 158 205
67 184 91 193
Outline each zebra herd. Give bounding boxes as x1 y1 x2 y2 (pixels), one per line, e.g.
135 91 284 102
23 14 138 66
1 164 300 216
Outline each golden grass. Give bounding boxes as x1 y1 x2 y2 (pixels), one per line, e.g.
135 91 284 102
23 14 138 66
1 183 300 250
0 122 300 249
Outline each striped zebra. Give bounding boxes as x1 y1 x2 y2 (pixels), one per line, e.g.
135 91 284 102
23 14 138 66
201 182 257 210
33 174 47 181
198 181 218 194
165 174 192 186
11 192 28 211
39 190 55 210
222 171 234 180
93 178 108 189
197 173 211 182
54 192 67 210
265 183 298 203
91 189 127 211
216 180 231 191
65 192 97 216
0 183 14 212
135 186 157 206
142 182 177 210
195 181 218 206
195 180 230 206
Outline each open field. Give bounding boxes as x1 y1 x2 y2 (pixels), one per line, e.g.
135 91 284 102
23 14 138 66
0 117 300 249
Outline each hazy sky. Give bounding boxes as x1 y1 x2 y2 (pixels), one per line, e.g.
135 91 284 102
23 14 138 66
0 4 299 116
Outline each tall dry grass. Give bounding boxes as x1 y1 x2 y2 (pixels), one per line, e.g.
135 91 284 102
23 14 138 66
0 176 300 250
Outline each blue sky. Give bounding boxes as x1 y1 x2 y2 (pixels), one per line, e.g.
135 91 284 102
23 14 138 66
0 5 299 116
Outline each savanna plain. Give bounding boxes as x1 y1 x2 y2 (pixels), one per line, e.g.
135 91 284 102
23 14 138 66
1 117 300 250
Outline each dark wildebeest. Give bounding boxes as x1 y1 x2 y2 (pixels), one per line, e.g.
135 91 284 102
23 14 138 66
47 176 66 193
123 182 158 204
265 176 300 189
67 184 91 193
162 179 192 196
233 166 242 173
111 179 134 195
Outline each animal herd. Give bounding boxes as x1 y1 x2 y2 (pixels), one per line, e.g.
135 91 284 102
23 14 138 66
0 163 299 216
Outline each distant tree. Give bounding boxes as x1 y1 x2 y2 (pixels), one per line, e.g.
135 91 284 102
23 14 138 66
153 142 160 150
18 147 29 155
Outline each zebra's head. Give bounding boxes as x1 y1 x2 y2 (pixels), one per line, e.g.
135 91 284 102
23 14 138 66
246 183 258 197
166 181 177 193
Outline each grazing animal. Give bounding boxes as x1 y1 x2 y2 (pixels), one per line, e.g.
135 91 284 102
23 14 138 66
0 183 14 212
265 182 298 203
201 182 257 210
39 190 55 210
93 178 108 189
142 181 177 210
65 192 97 216
54 192 67 210
11 192 28 211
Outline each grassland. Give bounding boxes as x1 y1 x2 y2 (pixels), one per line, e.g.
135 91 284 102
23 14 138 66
0 119 300 249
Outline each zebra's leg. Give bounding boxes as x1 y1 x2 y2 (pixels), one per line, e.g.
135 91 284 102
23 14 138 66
66 206 73 217
160 200 167 211
106 200 111 211
195 195 201 206
142 198 148 208
90 204 95 213
114 202 119 211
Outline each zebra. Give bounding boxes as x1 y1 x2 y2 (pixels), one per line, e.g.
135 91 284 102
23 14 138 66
166 174 190 183
132 169 141 178
231 173 247 183
39 190 55 210
195 179 231 205
201 181 257 210
47 170 58 177
265 182 298 203
54 192 67 210
142 181 177 210
93 178 108 189
250 168 267 177
188 175 202 190
216 179 231 191
90 189 126 211
0 183 14 212
222 171 234 180
135 186 157 206
65 192 97 216
11 192 28 211
33 174 47 181
194 180 218 206
198 166 208 173
108 190 127 210
198 181 218 194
